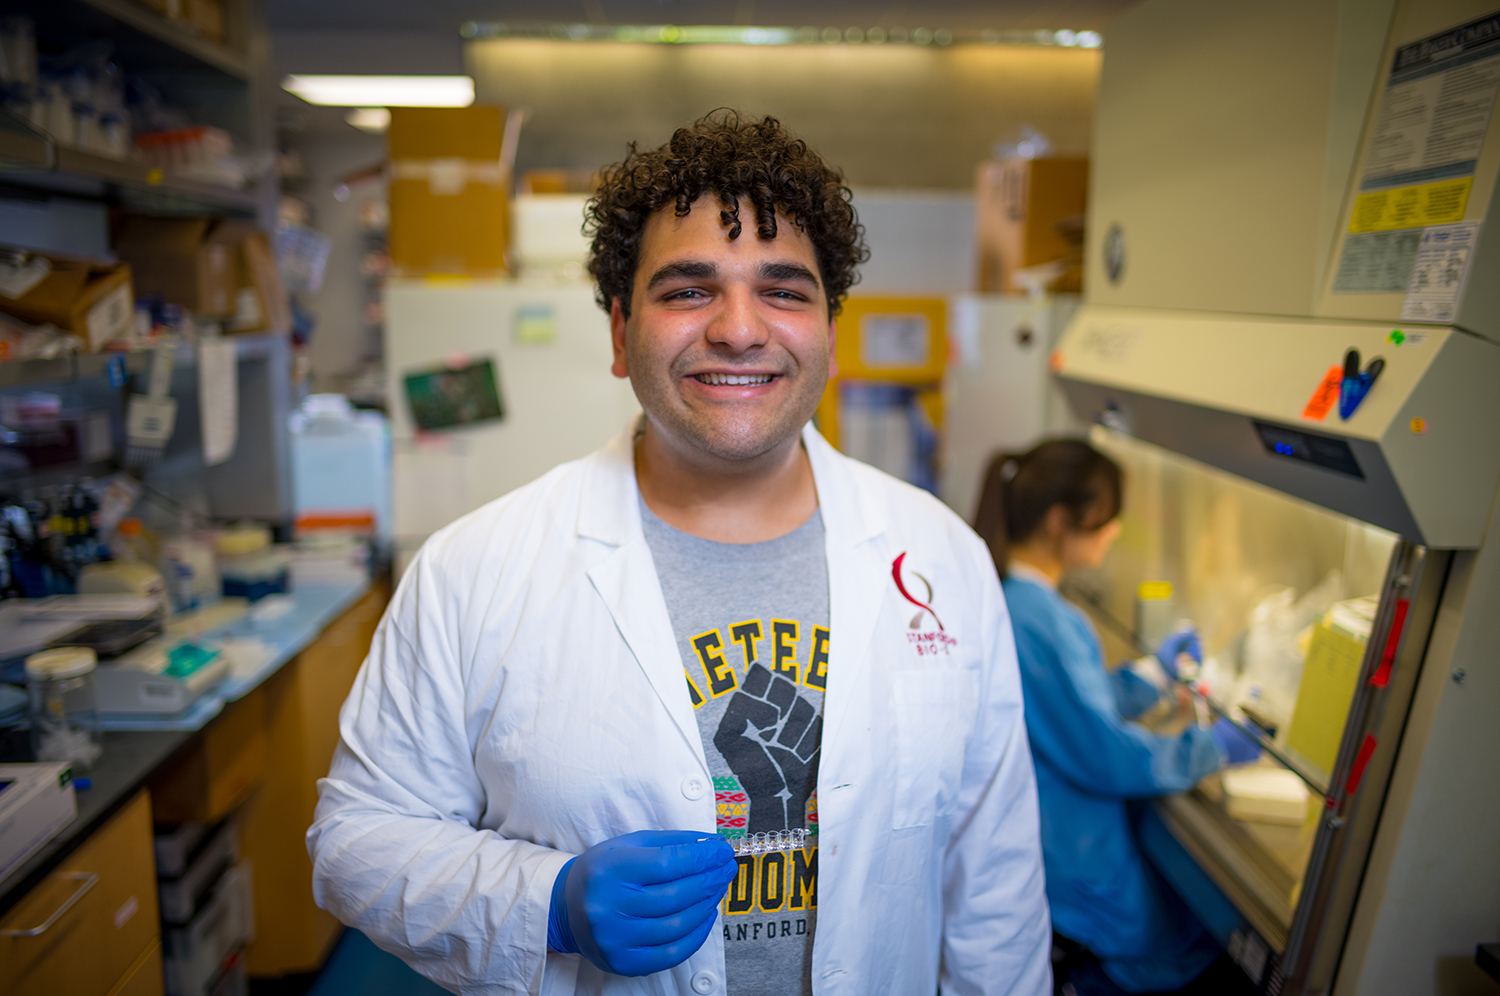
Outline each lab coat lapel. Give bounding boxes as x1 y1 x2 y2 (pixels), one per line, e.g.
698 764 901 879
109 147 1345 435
579 425 708 768
803 426 888 766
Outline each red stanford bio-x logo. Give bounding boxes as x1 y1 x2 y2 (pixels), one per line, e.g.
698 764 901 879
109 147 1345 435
891 552 943 632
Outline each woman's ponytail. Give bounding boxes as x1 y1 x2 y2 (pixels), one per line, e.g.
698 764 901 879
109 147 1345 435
974 453 1022 578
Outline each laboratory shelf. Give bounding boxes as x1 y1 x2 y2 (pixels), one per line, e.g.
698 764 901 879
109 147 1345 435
0 116 50 171
0 0 265 217
0 332 289 391
0 351 126 390
0 140 263 217
9 0 251 80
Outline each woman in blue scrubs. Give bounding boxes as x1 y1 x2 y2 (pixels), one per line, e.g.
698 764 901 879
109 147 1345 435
974 440 1258 996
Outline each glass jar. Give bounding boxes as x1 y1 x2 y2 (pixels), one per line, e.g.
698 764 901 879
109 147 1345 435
25 647 103 769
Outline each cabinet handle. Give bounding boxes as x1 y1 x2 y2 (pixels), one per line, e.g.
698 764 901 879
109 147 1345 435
0 872 99 937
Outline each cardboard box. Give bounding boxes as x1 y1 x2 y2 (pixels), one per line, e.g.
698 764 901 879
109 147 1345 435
388 105 505 161
520 169 598 195
388 106 510 277
182 0 225 43
0 255 134 350
976 157 1089 294
114 215 247 318
230 231 292 334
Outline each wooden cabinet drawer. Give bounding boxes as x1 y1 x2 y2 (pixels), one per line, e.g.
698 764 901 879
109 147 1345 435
0 790 160 996
107 939 164 996
243 583 389 977
150 687 268 824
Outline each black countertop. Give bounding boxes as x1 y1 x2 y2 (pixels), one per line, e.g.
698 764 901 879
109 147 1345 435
1478 943 1500 985
0 575 370 918
0 729 194 916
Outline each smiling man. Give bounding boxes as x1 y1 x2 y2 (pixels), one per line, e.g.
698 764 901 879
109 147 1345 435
308 112 1050 996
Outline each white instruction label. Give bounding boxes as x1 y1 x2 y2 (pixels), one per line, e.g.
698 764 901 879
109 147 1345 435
1363 12 1500 190
1401 222 1480 322
197 337 239 466
1333 230 1424 292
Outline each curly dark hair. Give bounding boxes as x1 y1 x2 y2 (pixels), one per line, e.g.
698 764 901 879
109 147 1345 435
585 110 868 318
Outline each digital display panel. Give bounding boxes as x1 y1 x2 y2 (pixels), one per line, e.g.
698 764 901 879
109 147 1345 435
1253 421 1364 479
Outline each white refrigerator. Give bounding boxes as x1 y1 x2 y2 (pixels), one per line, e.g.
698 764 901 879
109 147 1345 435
940 293 1083 521
383 280 641 573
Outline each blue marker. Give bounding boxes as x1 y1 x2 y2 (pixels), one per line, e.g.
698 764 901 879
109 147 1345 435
1338 348 1385 420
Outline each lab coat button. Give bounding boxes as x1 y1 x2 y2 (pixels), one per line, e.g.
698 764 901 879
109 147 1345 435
681 776 707 800
691 971 717 994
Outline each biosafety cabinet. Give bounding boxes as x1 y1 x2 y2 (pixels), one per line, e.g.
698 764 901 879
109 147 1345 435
1052 1 1500 994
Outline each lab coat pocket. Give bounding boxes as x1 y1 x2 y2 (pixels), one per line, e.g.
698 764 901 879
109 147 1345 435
890 670 977 830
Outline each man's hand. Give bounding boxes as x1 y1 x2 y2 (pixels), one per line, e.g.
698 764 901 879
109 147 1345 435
548 830 737 976
713 663 820 834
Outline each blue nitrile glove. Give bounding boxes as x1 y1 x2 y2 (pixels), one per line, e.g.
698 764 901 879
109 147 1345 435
1209 718 1262 766
546 830 737 977
1155 628 1202 679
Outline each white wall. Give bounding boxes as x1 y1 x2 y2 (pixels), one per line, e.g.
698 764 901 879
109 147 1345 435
851 190 976 294
941 294 1084 520
294 132 387 393
469 39 1100 190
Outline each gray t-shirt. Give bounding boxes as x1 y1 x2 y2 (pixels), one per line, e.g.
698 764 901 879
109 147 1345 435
641 499 827 996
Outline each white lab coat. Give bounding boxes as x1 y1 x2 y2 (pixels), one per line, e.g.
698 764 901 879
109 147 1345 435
308 420 1050 996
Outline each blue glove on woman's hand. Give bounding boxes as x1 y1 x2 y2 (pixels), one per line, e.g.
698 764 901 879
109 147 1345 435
1155 628 1203 678
1209 717 1262 765
547 829 738 977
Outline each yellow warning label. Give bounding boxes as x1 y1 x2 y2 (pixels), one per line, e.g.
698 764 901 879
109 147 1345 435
1349 177 1473 234
1137 581 1173 601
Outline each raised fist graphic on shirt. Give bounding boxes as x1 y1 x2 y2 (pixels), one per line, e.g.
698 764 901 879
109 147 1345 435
714 662 821 834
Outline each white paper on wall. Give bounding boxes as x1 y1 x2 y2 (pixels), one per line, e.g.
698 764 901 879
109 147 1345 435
197 337 239 466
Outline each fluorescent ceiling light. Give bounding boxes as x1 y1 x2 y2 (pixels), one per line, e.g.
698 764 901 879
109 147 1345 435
346 108 392 133
459 23 1103 48
282 75 475 107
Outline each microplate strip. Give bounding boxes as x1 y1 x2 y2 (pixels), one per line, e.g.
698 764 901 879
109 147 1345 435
726 829 810 856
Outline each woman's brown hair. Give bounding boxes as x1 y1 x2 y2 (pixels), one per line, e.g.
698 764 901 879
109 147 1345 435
973 439 1124 578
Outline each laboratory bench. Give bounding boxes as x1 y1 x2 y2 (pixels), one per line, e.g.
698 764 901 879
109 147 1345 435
0 576 390 992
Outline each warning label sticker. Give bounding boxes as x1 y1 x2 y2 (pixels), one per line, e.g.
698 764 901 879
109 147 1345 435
1332 229 1424 293
1349 177 1473 233
1400 222 1481 323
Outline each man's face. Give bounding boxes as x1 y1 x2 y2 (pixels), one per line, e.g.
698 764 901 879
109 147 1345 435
610 196 837 466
